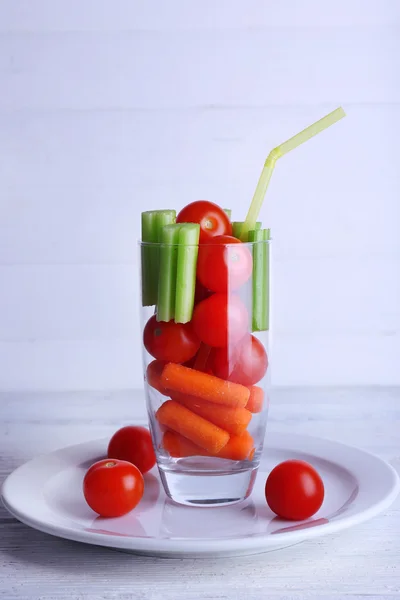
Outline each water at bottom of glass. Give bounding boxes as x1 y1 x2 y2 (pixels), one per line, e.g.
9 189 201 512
157 454 260 506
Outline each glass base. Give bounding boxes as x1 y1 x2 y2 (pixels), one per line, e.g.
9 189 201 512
159 463 259 507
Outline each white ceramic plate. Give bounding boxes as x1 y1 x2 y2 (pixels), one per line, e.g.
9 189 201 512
2 431 399 558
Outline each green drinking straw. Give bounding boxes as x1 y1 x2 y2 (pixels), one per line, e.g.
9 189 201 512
240 107 346 241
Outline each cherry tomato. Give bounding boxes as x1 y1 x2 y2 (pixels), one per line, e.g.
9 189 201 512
265 460 325 521
192 293 248 348
194 280 212 305
143 315 200 363
176 200 232 243
184 343 214 373
83 459 144 518
197 235 253 293
212 334 268 386
108 425 156 474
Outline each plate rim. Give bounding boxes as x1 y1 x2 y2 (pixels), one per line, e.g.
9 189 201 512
2 431 399 556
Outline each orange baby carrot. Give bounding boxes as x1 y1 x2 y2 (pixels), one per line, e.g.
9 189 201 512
246 385 264 413
162 430 207 458
171 391 252 436
162 429 254 461
161 363 250 408
217 431 254 461
155 400 229 454
146 360 169 396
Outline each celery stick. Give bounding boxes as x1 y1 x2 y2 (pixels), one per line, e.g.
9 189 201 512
248 229 263 331
141 211 158 306
263 228 271 330
248 228 269 331
155 210 176 239
175 223 200 323
251 227 270 331
232 221 261 240
232 221 242 239
157 224 181 322
223 208 232 219
141 210 176 306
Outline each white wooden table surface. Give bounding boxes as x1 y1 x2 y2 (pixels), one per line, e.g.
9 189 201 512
1 387 399 600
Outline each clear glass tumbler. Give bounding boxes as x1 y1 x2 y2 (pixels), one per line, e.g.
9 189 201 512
139 238 271 506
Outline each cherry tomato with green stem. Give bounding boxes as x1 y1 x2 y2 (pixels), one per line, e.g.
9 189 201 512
176 200 232 243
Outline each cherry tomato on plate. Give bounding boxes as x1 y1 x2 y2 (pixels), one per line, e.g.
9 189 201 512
108 425 156 474
143 315 200 363
265 460 325 521
212 334 268 386
176 200 232 243
196 235 253 293
192 293 248 348
83 459 144 518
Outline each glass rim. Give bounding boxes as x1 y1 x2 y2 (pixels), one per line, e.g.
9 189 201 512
138 239 272 247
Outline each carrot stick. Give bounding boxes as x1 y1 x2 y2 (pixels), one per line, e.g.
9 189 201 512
171 391 252 436
192 343 212 372
246 385 264 413
162 429 254 461
146 360 169 396
162 430 208 458
155 400 230 454
161 363 250 408
217 431 254 461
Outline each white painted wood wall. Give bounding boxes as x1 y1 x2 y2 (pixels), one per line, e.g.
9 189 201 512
0 1 399 390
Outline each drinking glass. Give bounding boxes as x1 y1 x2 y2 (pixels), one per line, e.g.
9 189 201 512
139 239 271 506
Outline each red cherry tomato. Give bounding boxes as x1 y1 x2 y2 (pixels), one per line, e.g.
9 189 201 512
265 460 325 521
212 334 268 386
143 315 200 363
176 200 232 243
83 459 144 518
197 235 253 293
194 280 212 305
108 425 156 474
192 293 248 348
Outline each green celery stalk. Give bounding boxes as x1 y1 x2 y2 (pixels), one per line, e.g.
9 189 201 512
156 210 176 239
141 210 176 306
232 221 261 240
141 211 158 306
223 208 232 219
248 228 270 331
263 228 271 330
232 221 242 239
157 224 181 322
175 223 200 323
248 228 264 331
